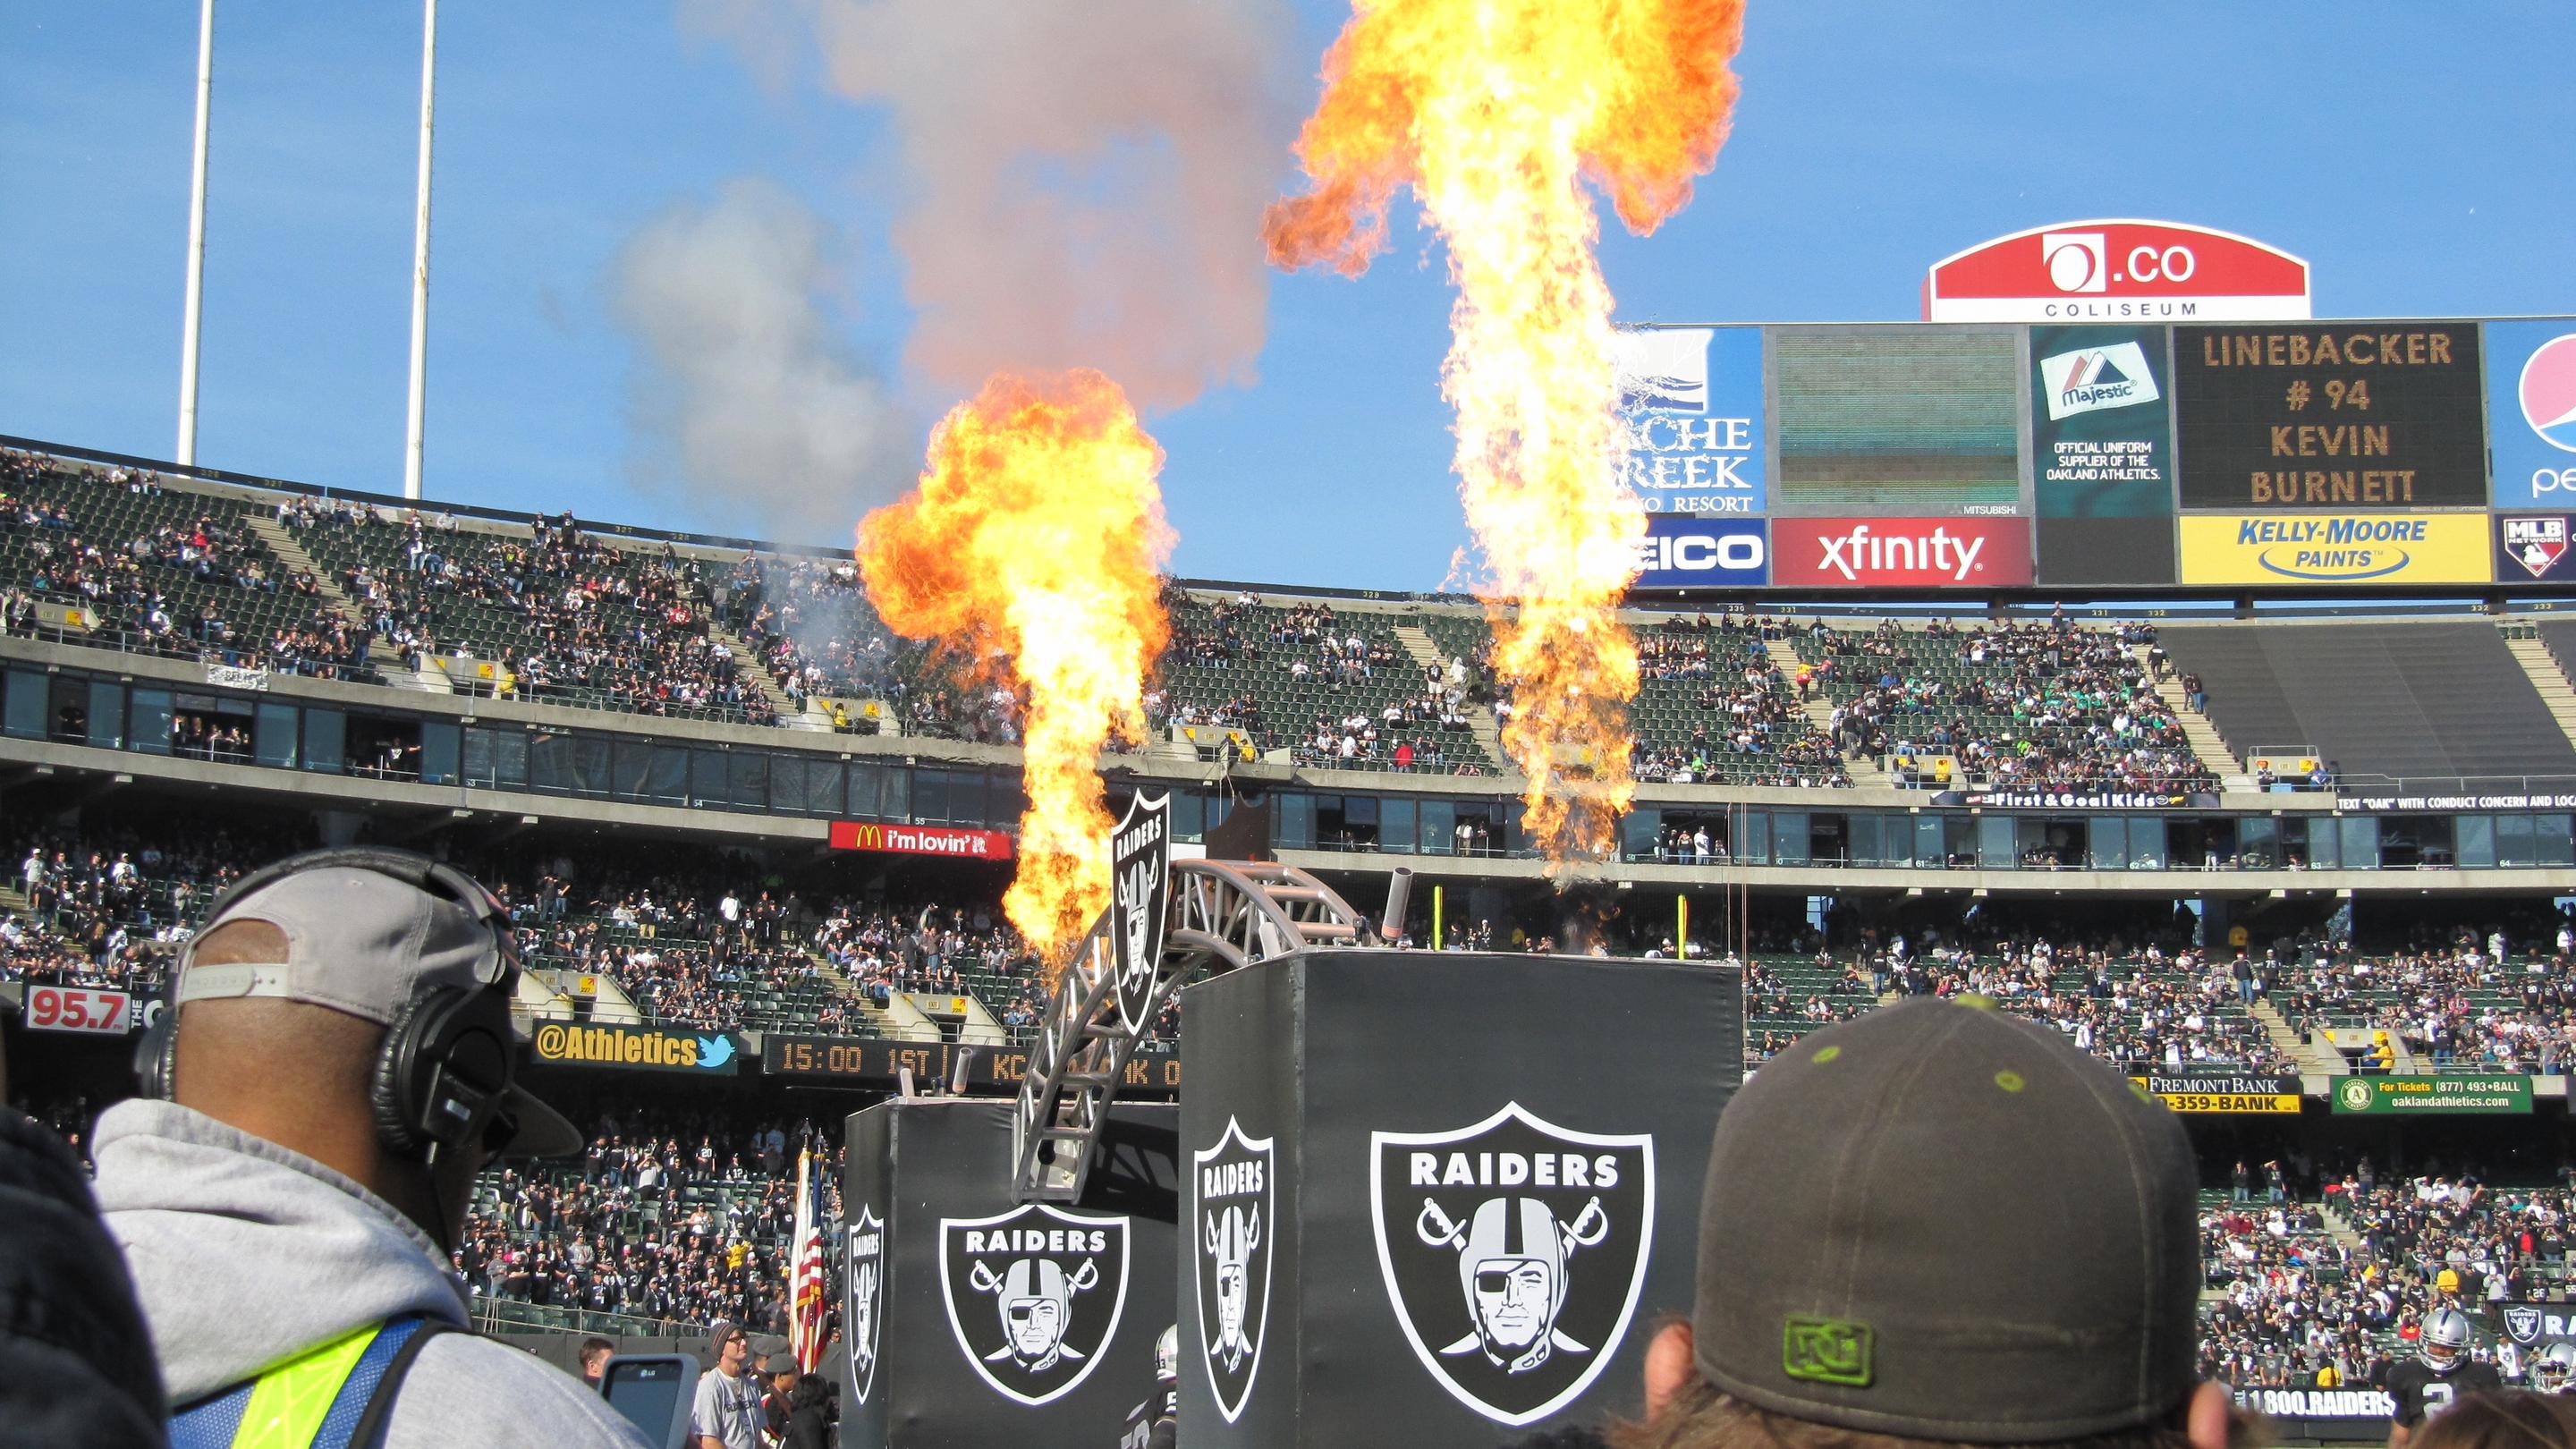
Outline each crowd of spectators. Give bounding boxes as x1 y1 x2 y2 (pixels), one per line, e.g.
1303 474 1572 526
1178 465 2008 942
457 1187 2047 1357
456 1110 839 1333
1821 616 2216 794
2 818 293 990
287 496 777 723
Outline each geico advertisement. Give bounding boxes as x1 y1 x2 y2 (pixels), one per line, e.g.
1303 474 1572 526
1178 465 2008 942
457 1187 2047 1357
1769 516 2032 588
2176 513 2490 585
1632 515 1767 588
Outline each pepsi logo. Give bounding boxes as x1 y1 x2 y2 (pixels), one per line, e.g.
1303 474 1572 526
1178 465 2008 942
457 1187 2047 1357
2522 334 2576 454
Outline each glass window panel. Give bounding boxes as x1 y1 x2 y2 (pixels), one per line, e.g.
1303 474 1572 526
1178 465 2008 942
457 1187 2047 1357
2129 818 2166 870
254 702 298 768
912 769 950 824
1424 801 1461 857
1171 794 1206 843
690 750 727 808
2089 817 2128 870
1846 815 1882 866
613 739 653 799
1914 816 1943 868
1280 794 1316 850
728 750 767 809
462 729 496 788
880 767 910 822
1772 812 1809 867
2539 814 2575 868
572 737 614 797
419 721 459 785
5 671 47 740
1977 814 2014 869
646 745 690 805
2239 816 2278 869
2498 814 2539 868
767 755 805 813
1380 799 1417 853
804 759 844 818
301 709 344 774
846 762 881 818
86 680 124 750
131 689 173 756
529 733 572 792
1740 810 1771 865
2455 816 2496 869
2339 817 2380 871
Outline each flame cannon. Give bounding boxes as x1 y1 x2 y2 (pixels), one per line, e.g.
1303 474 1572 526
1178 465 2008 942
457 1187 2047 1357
1012 858 1398 1202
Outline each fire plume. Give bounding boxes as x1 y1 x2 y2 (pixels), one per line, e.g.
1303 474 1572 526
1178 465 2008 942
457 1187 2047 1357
1266 0 1745 870
856 369 1174 967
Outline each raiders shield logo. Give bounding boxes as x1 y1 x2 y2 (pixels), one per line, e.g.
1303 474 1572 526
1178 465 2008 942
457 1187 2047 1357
2508 1306 2544 1343
1191 1116 1275 1422
1111 792 1174 1037
941 1203 1132 1407
846 1208 886 1405
1371 1102 1656 1427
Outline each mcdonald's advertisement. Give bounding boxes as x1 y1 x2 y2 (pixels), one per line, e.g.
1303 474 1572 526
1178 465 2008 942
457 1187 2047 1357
828 820 1015 860
2175 513 2491 587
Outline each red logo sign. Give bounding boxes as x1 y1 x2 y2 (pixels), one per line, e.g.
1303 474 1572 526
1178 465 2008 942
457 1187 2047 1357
24 984 134 1035
829 820 1014 860
1771 517 2033 589
1925 220 2309 323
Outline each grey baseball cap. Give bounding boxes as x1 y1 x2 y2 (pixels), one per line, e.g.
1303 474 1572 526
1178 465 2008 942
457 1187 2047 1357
1693 996 2199 1443
174 862 581 1158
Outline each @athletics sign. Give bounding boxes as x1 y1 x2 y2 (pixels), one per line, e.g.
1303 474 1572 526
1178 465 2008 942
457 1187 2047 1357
1925 220 2309 324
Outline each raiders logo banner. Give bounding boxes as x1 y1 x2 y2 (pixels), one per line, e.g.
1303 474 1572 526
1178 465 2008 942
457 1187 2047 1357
1192 1116 1275 1423
846 1208 886 1405
941 1202 1133 1407
1371 1102 1655 1427
1112 791 1173 1037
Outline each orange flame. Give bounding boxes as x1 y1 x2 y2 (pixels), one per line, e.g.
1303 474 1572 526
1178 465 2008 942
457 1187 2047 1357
1267 0 1744 871
857 369 1174 966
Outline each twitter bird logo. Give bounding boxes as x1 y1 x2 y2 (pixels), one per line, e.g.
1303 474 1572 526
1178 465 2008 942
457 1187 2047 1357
696 1035 734 1070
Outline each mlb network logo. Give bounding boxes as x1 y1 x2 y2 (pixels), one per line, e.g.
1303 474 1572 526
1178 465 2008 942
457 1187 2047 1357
2504 516 2572 580
2040 343 2161 420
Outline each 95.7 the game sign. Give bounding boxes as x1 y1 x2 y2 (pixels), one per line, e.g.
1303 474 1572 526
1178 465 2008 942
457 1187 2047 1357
20 983 138 1034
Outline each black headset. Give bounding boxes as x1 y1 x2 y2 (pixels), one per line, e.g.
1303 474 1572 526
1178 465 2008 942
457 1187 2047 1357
134 846 526 1165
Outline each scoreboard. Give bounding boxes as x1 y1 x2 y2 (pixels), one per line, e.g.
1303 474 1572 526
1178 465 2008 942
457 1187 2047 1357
1618 316 2575 594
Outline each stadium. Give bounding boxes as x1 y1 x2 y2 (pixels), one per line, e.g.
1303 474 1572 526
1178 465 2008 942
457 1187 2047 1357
8 5 2576 1449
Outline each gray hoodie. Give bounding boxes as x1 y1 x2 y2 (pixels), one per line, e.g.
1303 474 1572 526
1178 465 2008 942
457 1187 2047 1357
94 1099 649 1448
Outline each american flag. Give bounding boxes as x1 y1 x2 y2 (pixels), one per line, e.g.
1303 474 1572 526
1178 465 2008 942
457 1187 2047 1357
787 1143 828 1371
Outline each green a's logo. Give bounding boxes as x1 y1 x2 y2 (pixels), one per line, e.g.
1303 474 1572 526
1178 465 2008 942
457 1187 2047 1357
1783 1316 1873 1387
2338 1079 2376 1112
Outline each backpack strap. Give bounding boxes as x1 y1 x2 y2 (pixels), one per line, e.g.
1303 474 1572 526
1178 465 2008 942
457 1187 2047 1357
339 1318 454 1449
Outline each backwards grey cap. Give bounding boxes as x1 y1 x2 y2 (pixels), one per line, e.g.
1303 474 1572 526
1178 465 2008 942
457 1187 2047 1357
174 862 581 1158
1694 996 2199 1444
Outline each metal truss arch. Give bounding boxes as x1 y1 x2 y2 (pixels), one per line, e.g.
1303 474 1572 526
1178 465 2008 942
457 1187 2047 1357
1012 860 1370 1202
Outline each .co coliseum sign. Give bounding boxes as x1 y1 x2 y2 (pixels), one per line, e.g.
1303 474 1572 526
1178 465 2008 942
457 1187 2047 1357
829 820 1014 860
1926 220 2310 323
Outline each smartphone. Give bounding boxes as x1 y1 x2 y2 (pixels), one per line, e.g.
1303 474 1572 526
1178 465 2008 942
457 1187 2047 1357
599 1354 699 1449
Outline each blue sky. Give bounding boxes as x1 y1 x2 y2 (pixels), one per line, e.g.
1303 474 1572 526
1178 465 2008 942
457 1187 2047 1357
3 3 2571 590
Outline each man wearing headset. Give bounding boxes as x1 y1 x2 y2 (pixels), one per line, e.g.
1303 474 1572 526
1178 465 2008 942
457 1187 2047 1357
91 847 649 1446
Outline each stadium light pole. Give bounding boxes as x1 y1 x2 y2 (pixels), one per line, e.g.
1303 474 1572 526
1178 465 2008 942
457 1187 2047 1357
175 0 215 468
402 0 437 501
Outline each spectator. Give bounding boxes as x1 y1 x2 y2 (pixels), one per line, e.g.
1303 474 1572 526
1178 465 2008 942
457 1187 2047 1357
580 1336 615 1392
691 1325 762 1449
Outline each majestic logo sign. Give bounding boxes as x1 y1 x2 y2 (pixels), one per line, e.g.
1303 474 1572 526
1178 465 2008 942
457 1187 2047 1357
2504 515 2572 580
1191 1116 1275 1422
940 1203 1131 1406
1925 219 2310 323
1371 1103 1656 1427
846 1208 886 1405
1111 792 1173 1037
2040 343 2162 419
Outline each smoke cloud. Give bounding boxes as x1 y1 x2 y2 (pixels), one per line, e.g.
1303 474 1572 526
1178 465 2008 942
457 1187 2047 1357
610 179 911 541
687 0 1293 408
